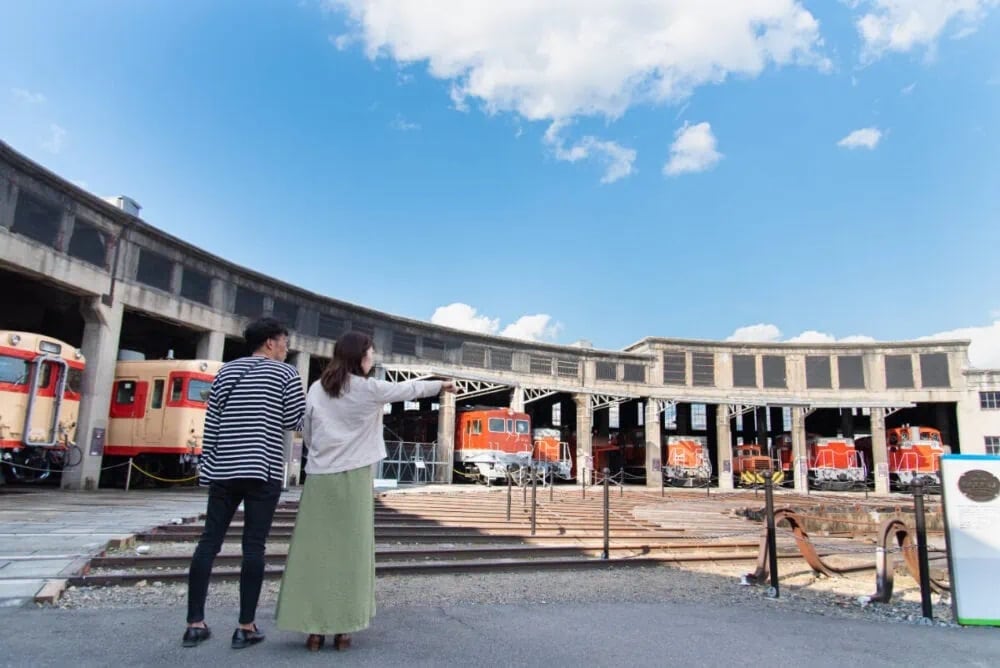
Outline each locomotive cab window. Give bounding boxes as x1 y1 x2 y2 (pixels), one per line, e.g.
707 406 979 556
469 419 482 435
115 381 136 404
515 420 529 434
187 379 211 403
65 367 83 395
170 378 184 402
488 418 505 433
0 356 29 385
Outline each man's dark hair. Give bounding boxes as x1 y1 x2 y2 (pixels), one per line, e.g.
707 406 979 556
244 317 289 352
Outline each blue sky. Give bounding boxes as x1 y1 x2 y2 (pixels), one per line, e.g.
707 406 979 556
2 1 999 365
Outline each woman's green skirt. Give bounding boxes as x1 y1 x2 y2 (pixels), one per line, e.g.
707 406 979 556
275 465 375 634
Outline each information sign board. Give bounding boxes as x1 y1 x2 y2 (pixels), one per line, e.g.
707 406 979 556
940 454 1000 626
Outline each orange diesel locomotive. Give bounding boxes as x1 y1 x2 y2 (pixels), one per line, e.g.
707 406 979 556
0 331 84 483
454 407 534 484
662 436 712 487
103 358 222 483
856 425 949 490
807 436 866 490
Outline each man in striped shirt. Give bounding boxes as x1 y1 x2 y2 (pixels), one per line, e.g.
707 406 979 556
183 317 306 650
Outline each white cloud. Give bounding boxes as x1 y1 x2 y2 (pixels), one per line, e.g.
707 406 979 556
430 303 499 335
727 323 877 344
837 127 882 149
727 323 783 342
327 1 829 122
663 121 722 176
500 314 563 342
42 124 67 154
853 0 999 61
329 33 356 50
786 330 836 344
543 121 636 184
920 320 1000 368
901 82 917 94
390 114 420 131
430 303 562 342
11 88 46 104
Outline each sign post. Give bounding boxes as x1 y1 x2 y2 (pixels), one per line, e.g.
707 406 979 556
940 454 1000 626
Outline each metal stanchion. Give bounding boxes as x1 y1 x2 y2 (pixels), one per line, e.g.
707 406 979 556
549 468 554 502
506 470 512 522
602 467 610 560
764 471 779 598
125 457 134 492
530 464 537 536
582 468 587 500
523 468 528 506
620 467 624 497
912 481 934 620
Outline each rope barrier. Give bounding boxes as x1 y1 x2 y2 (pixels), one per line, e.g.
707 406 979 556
128 461 199 484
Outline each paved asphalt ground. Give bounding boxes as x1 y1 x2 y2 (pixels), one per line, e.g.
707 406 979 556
2 600 999 667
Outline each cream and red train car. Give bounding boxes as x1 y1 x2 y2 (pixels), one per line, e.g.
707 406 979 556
104 359 222 481
0 331 85 482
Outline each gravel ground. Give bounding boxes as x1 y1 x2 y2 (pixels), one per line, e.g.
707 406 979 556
54 558 955 628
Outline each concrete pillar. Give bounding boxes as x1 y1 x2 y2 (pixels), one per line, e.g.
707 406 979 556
871 407 889 495
574 393 593 485
196 330 226 361
715 404 734 490
791 407 808 494
0 178 17 229
435 392 456 483
62 296 124 490
169 263 183 295
510 386 525 413
644 400 662 488
55 210 75 253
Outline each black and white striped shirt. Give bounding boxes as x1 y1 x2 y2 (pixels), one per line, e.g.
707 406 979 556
200 355 306 484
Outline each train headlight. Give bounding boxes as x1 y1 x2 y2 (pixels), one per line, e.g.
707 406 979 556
199 362 208 371
75 349 84 360
8 334 21 346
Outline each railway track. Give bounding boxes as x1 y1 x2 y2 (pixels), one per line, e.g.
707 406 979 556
68 488 920 588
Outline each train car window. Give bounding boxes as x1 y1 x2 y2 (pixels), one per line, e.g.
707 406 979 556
506 419 513 433
0 356 29 385
150 380 164 409
188 379 211 403
170 378 184 402
515 420 529 434
38 363 53 388
470 419 481 435
65 368 83 395
488 418 505 433
115 381 136 405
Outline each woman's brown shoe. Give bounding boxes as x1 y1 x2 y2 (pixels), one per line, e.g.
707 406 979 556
306 634 325 652
333 633 351 651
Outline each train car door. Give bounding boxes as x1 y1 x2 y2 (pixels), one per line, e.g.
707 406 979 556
143 377 166 445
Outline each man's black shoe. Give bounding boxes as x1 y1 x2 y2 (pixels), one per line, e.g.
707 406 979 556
182 625 211 648
231 625 265 649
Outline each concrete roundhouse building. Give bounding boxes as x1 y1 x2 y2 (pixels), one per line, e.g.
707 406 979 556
2 140 998 494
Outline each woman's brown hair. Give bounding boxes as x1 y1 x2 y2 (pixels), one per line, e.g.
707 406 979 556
320 331 374 397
